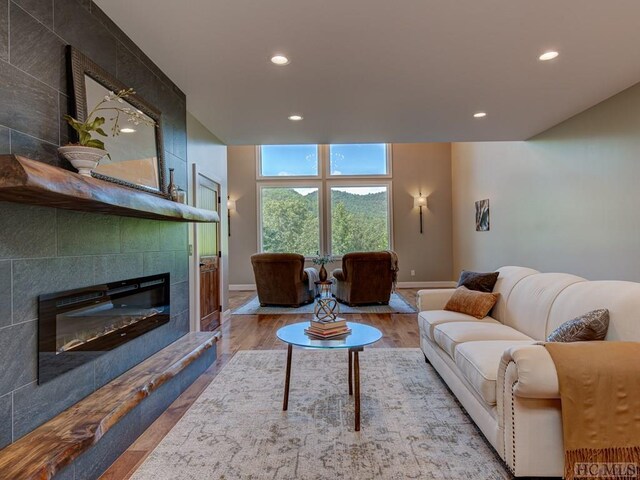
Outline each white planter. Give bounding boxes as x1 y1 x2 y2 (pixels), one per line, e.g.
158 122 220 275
58 145 108 177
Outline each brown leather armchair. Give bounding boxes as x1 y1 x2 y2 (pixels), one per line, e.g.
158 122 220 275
331 251 398 306
251 253 316 307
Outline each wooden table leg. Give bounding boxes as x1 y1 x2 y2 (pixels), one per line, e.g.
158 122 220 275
283 344 292 411
354 348 361 431
348 349 353 396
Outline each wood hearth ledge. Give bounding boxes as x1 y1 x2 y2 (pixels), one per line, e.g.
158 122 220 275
0 155 219 222
0 332 220 480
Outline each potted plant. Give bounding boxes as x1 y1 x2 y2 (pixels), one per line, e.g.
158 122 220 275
59 88 154 177
312 252 335 282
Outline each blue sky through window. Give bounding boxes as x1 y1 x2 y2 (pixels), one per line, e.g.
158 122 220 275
330 143 387 175
261 145 318 176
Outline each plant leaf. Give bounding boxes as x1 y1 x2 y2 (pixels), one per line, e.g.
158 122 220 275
85 139 106 150
95 128 108 137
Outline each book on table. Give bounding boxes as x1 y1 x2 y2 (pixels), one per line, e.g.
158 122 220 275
304 327 351 339
309 318 347 330
305 319 351 338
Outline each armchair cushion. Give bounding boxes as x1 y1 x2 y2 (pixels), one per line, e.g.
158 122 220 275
331 268 345 282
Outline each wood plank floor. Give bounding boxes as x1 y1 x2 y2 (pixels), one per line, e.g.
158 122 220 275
100 289 421 480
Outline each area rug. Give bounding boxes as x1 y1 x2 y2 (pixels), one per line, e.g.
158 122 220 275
232 293 416 315
131 349 510 480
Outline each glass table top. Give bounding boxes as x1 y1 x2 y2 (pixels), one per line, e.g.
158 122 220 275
276 322 382 349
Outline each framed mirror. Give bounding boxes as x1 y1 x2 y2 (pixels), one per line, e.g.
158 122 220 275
68 46 166 195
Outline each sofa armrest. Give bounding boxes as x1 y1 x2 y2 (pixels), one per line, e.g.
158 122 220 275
500 344 559 399
416 288 456 311
332 269 345 282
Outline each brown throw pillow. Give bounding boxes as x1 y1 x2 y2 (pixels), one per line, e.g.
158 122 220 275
546 309 610 342
457 270 499 293
444 287 499 319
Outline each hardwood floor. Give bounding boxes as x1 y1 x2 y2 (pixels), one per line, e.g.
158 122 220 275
100 289 421 480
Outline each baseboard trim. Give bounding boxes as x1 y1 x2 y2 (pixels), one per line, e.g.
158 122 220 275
396 281 457 288
229 284 257 291
230 282 455 291
222 309 232 321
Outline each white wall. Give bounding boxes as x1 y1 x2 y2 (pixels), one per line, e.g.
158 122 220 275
187 113 229 321
452 81 640 281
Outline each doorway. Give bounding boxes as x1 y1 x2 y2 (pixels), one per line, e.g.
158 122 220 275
193 171 221 331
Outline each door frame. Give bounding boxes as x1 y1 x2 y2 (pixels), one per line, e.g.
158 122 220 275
189 163 223 332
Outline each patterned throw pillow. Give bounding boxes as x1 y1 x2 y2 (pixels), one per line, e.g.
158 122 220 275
457 270 499 293
444 287 499 319
546 309 610 342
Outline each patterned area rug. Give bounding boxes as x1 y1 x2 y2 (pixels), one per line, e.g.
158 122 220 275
131 349 510 480
232 293 416 315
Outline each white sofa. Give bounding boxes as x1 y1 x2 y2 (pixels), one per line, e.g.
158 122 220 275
417 266 640 478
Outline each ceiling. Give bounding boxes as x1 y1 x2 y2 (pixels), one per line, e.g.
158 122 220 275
96 0 640 145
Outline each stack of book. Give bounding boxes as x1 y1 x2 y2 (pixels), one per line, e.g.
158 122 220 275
305 318 351 339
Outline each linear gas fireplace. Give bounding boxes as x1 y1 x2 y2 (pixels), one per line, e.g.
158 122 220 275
38 273 171 384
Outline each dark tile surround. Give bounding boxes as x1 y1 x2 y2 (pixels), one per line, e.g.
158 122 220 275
0 1 200 473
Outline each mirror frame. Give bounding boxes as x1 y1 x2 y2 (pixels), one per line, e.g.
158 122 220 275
68 46 167 196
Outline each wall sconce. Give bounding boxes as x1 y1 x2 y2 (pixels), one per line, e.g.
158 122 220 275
414 194 428 234
227 197 236 237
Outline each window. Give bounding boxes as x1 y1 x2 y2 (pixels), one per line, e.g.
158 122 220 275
329 143 389 176
259 145 319 177
257 144 392 257
330 185 391 256
259 185 320 257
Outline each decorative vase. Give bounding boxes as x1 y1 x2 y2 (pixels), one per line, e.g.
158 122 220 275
168 168 178 201
319 264 327 282
58 145 108 177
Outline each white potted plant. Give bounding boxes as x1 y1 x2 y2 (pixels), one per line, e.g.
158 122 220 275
59 88 154 177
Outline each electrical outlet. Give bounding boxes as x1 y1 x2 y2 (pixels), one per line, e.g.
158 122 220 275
410 270 416 276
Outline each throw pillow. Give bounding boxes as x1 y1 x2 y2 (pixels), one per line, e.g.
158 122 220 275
457 270 499 293
444 287 500 319
546 309 610 342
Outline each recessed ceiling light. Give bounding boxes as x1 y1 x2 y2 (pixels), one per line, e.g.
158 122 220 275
288 115 303 121
120 127 136 133
539 51 559 61
473 112 487 118
271 54 290 66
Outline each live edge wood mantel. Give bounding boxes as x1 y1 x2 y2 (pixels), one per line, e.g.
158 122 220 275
0 155 219 223
0 332 220 480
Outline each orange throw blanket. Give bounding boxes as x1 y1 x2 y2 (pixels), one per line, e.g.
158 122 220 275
545 342 640 480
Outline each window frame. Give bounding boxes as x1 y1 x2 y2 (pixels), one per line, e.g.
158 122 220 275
256 145 321 180
256 181 325 256
256 144 394 259
325 143 393 179
326 179 394 257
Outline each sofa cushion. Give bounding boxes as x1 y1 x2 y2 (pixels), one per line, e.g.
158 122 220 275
418 310 499 341
444 287 499 319
433 322 533 359
546 309 609 342
456 340 535 405
458 270 500 293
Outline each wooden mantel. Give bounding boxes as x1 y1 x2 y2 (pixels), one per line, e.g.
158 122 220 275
0 332 220 480
0 155 219 222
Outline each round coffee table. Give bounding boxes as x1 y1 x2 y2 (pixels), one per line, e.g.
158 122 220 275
276 321 382 431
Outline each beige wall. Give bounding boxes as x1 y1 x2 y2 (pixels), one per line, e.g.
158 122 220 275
186 113 229 315
227 145 259 286
452 81 640 281
227 143 454 285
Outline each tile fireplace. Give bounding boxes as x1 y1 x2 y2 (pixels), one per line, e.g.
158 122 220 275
38 273 171 384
